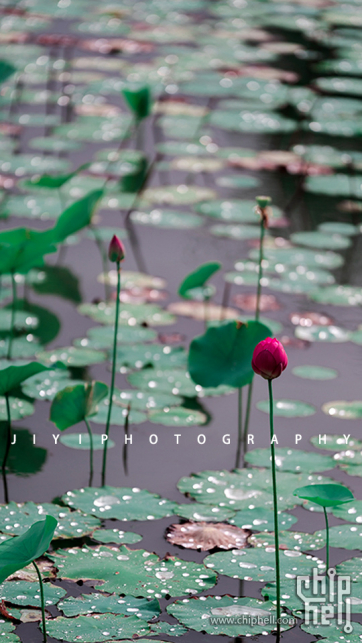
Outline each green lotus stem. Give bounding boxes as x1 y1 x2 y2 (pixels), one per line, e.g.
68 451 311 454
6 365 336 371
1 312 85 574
101 263 121 486
7 271 17 360
1 393 11 503
323 506 330 572
89 224 111 302
135 118 143 150
33 560 47 643
235 387 243 468
84 418 94 487
255 218 265 322
242 217 265 444
268 379 281 638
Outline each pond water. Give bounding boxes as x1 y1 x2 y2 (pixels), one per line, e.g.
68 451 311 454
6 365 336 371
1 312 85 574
1 0 362 642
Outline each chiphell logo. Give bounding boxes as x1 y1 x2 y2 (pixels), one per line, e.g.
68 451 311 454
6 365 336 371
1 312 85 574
296 567 352 633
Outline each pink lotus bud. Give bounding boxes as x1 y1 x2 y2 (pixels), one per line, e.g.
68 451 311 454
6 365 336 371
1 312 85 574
108 235 125 263
252 337 288 380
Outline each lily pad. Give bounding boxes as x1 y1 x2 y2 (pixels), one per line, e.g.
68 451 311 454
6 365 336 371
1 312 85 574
290 231 351 250
148 407 207 427
309 286 362 306
62 486 177 521
194 199 264 223
174 504 235 522
36 347 106 367
92 529 142 545
0 502 100 539
88 402 146 426
166 521 250 551
210 223 261 240
131 209 203 229
332 500 362 523
50 545 217 596
59 434 116 450
45 614 150 642
204 546 325 581
167 595 292 636
78 302 176 327
230 508 298 531
295 325 350 342
0 397 34 421
322 401 362 420
310 434 362 451
22 370 83 401
127 368 199 397
142 185 216 205
301 621 362 642
245 448 335 473
112 389 183 411
116 345 187 370
252 530 325 552
292 365 338 380
0 580 65 607
57 593 159 620
0 621 19 642
256 399 316 417
79 325 157 350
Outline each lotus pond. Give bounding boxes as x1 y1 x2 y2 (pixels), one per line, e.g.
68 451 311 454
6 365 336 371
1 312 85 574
1 0 362 642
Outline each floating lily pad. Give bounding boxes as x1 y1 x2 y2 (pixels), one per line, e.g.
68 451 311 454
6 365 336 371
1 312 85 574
249 246 344 270
309 286 362 306
292 365 338 380
148 407 207 426
127 368 199 397
81 325 157 350
290 231 351 250
0 310 38 332
204 546 324 581
0 397 34 421
252 530 325 552
88 401 146 426
230 508 298 532
174 504 235 522
216 175 260 189
209 109 296 134
301 621 362 642
0 502 100 538
318 222 358 236
36 347 106 367
195 199 263 223
166 521 249 551
116 345 187 370
28 137 82 153
142 185 216 205
0 621 20 642
313 524 362 552
92 529 142 545
210 223 261 240
62 486 177 521
167 595 292 636
57 593 159 620
131 209 203 229
331 500 362 523
78 302 176 327
22 370 82 400
45 614 149 643
59 434 116 450
310 434 362 451
306 173 362 198
0 580 65 607
256 399 316 417
51 545 216 596
245 448 335 473
322 401 362 420
295 325 350 342
113 388 182 411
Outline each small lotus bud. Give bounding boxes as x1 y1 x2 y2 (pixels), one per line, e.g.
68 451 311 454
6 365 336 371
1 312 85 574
256 196 272 209
252 337 288 380
108 235 125 263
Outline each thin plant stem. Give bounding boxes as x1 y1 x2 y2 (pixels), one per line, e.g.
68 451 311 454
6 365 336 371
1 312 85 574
101 263 121 486
235 387 243 469
242 218 265 446
268 379 281 638
323 506 330 573
135 118 143 150
33 561 47 643
7 271 17 360
89 224 111 301
1 393 11 504
255 219 265 323
84 417 94 487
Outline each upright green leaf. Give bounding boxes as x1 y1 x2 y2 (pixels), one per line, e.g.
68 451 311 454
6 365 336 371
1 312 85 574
188 320 271 388
179 262 221 300
0 61 16 85
294 483 354 508
52 190 103 243
24 163 90 190
0 516 57 584
50 381 109 430
122 85 152 120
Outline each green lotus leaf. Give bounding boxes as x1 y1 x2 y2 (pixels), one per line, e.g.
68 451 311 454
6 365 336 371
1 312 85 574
0 579 65 607
50 382 109 430
0 502 100 538
45 614 150 642
92 529 142 545
50 545 217 596
188 320 271 388
294 483 354 508
245 448 335 472
178 262 221 300
58 593 159 619
62 486 177 521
